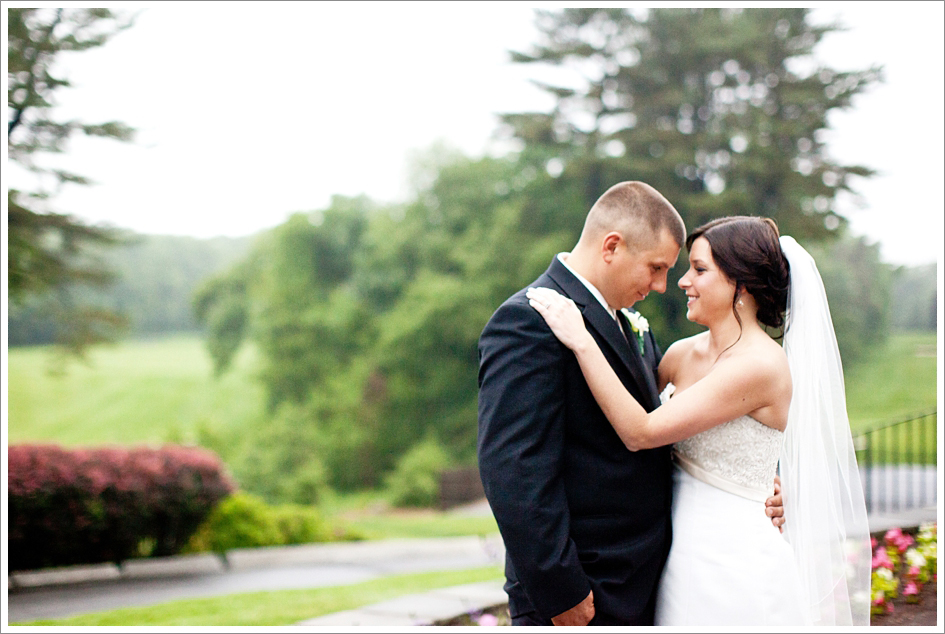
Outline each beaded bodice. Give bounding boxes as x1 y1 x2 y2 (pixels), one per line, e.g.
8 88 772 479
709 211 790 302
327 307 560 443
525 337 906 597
662 383 783 501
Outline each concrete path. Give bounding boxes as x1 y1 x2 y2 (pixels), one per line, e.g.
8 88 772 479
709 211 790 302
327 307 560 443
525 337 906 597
296 580 508 626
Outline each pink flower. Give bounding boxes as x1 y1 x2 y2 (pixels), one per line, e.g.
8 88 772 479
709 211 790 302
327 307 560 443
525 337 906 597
871 537 878 549
908 565 922 578
872 547 894 570
895 534 915 552
885 527 903 542
903 581 919 595
477 613 499 627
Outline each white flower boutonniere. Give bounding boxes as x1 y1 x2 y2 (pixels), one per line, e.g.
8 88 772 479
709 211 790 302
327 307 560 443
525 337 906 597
621 308 649 356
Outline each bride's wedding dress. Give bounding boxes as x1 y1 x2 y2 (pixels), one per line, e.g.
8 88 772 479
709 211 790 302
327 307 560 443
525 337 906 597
654 385 811 625
654 237 871 626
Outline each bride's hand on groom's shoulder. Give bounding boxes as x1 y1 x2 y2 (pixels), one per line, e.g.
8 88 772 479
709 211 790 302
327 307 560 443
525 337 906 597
766 475 785 533
526 287 592 352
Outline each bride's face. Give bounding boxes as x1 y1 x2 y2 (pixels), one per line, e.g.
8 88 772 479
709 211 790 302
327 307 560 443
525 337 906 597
678 237 738 325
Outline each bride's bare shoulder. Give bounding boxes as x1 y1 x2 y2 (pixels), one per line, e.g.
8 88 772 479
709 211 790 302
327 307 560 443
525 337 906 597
660 332 706 373
665 332 706 357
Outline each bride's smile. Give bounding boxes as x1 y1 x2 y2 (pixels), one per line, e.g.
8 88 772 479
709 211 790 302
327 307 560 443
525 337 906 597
677 237 739 326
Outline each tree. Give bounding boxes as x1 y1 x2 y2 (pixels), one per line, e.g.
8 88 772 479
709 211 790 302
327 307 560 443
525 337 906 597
807 235 892 364
889 264 937 332
9 234 253 346
499 7 882 344
193 152 563 494
7 7 136 354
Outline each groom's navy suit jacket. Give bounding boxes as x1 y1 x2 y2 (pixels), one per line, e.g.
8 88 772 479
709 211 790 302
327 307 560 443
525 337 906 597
477 256 674 624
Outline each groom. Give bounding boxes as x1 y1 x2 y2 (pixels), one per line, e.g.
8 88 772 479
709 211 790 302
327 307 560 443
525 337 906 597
477 181 783 626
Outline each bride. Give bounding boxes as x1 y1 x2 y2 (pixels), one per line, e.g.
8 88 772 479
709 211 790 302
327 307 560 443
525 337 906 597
526 216 871 626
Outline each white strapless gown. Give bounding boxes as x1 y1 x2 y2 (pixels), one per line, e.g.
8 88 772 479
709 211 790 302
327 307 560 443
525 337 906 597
654 385 811 626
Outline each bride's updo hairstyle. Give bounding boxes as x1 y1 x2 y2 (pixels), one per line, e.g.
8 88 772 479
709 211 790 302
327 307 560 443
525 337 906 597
685 216 790 332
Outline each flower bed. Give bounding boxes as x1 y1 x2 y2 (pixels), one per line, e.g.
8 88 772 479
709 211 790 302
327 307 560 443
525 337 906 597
870 522 938 622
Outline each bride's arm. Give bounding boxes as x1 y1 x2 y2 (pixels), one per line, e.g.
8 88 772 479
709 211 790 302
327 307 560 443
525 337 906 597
526 287 776 450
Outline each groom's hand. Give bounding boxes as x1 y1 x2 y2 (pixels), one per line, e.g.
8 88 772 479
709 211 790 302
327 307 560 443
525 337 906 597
551 590 595 626
765 475 785 533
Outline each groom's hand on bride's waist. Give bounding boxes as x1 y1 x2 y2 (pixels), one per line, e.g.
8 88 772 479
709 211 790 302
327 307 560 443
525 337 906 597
766 475 785 533
552 590 595 626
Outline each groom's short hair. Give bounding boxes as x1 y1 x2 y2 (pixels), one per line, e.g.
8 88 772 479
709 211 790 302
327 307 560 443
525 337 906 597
582 181 686 252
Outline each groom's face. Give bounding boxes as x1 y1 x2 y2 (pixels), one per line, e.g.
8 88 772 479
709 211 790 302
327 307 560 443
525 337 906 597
605 228 681 309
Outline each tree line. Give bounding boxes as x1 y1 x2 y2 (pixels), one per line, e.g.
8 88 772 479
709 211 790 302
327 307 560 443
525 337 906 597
8 234 252 346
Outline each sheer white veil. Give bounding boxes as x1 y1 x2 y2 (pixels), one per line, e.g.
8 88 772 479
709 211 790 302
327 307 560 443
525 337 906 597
778 236 872 626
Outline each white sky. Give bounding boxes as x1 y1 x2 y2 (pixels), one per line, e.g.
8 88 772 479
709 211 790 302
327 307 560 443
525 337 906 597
5 1 944 267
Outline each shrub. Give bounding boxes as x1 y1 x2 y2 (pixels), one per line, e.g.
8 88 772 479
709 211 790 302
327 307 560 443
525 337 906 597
7 444 235 571
228 402 330 505
270 503 331 544
384 437 450 508
184 493 341 552
184 492 282 553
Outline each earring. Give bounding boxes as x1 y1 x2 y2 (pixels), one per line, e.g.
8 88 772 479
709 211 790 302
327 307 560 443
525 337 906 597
737 299 744 307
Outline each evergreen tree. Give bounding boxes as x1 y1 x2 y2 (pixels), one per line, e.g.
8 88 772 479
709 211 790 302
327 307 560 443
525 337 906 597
499 7 882 342
7 7 136 354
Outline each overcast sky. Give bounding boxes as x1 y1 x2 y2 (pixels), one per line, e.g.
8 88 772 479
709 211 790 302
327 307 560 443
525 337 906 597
5 1 944 267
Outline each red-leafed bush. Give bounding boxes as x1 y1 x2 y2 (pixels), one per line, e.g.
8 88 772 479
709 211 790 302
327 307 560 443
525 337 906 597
8 444 236 571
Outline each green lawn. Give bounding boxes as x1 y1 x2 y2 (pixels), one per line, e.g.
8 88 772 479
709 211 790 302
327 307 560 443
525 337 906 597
14 565 504 626
844 331 938 431
7 335 265 446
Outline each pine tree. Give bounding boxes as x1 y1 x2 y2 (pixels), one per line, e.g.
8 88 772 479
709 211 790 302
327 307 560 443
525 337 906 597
8 7 137 354
499 7 882 340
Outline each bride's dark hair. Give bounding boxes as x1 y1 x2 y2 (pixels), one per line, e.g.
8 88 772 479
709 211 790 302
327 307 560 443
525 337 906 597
686 216 790 332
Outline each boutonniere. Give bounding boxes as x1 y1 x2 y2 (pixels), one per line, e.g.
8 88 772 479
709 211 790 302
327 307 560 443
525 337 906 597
621 308 649 355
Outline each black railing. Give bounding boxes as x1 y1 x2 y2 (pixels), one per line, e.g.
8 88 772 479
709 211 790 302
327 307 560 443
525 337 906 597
854 410 937 514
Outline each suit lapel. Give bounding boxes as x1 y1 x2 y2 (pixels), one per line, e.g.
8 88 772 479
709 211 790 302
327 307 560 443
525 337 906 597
546 258 658 410
617 309 661 411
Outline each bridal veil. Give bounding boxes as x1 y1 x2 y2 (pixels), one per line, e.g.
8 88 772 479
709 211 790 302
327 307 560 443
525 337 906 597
778 236 872 625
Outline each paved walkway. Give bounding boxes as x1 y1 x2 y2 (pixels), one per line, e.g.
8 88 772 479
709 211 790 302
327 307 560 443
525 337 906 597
296 580 508 626
6 502 938 626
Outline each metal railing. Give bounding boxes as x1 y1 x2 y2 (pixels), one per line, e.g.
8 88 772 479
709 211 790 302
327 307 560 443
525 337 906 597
853 410 937 514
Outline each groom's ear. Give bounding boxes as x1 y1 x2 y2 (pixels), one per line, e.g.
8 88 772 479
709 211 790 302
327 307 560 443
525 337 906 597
601 232 622 262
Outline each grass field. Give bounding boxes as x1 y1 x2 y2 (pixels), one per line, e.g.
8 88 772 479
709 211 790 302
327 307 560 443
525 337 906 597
6 335 266 446
844 331 938 431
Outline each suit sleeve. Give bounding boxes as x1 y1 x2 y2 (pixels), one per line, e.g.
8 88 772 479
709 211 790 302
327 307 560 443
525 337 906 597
477 297 591 619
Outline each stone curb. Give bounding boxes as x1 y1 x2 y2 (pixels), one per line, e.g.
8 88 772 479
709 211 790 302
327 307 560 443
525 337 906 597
295 580 508 626
7 552 227 590
9 562 123 589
